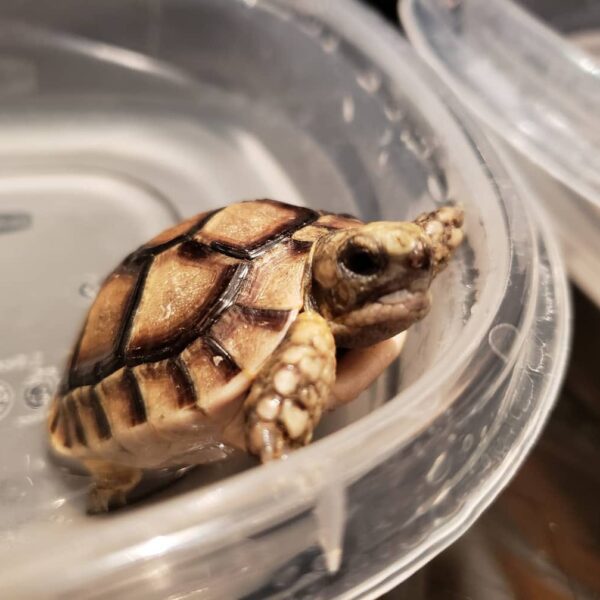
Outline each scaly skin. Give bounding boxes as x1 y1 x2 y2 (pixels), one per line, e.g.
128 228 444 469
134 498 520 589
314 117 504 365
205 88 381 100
244 312 335 461
311 205 464 347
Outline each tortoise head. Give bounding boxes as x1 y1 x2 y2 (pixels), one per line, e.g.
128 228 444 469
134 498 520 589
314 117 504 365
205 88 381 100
310 206 464 347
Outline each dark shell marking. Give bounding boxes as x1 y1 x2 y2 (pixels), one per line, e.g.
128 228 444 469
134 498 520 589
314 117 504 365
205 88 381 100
50 200 363 455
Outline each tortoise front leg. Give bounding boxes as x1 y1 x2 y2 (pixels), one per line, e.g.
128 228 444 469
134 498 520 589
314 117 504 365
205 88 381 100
244 312 336 461
83 459 142 514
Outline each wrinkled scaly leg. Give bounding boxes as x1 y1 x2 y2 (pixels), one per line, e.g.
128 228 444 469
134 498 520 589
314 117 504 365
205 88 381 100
244 312 336 462
83 459 142 514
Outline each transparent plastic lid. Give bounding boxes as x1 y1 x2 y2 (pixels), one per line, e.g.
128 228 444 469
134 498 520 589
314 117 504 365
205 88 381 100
401 0 600 208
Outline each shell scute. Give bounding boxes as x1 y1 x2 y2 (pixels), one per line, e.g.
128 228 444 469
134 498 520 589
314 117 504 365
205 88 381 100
130 358 208 454
193 199 318 259
314 212 362 229
125 245 240 363
210 304 297 376
72 259 148 386
95 368 146 433
74 386 112 449
93 367 174 460
141 211 211 253
236 240 308 311
133 359 193 418
180 337 252 419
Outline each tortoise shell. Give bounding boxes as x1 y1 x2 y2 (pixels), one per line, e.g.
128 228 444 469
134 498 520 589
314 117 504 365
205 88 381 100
49 199 362 468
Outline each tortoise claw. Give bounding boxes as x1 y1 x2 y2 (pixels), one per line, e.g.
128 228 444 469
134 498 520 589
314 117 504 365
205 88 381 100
87 485 130 514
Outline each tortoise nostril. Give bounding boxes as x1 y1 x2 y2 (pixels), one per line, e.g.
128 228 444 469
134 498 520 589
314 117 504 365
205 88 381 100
341 245 383 276
409 243 431 271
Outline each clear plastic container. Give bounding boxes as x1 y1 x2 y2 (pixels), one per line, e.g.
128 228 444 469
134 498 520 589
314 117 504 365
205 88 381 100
0 1 569 598
401 0 600 306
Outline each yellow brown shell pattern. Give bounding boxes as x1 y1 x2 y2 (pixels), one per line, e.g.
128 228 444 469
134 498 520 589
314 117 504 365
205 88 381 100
48 200 361 464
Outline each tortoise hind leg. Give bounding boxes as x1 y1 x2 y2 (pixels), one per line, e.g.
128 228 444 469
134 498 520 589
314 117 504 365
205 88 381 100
244 312 336 461
83 459 142 514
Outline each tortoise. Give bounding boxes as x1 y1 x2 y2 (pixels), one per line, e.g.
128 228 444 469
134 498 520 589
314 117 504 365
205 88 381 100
47 199 464 513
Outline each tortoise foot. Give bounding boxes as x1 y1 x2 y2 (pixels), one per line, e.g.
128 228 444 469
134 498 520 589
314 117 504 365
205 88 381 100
244 312 336 461
83 459 142 514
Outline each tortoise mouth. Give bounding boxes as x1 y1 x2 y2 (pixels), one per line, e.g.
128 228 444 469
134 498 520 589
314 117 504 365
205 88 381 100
376 288 413 305
332 289 431 331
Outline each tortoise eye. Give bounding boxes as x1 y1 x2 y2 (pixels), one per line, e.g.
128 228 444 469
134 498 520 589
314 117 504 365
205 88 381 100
340 245 383 276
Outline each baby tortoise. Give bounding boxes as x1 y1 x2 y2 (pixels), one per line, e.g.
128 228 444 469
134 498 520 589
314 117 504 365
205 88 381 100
48 199 464 513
